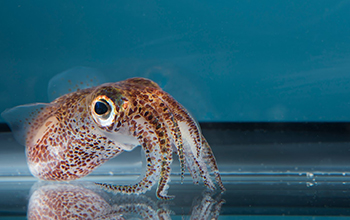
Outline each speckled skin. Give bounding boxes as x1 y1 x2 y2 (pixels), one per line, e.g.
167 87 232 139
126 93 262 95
27 184 113 220
25 77 225 199
27 183 223 220
27 184 172 220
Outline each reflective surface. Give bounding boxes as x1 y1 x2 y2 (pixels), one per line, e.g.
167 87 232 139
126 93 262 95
27 182 224 219
2 179 350 219
2 123 350 219
0 180 225 219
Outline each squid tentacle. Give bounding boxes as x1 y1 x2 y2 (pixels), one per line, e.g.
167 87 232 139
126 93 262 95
146 89 186 183
136 96 175 199
182 133 216 191
155 90 218 190
201 135 226 191
96 123 167 198
160 92 203 159
97 98 174 200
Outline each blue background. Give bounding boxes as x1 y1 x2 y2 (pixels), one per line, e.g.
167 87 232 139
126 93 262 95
1 1 350 122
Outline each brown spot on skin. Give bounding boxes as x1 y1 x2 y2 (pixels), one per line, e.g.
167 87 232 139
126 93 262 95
128 108 135 116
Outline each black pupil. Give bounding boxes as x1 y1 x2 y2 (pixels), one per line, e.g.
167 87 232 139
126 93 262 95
94 101 109 115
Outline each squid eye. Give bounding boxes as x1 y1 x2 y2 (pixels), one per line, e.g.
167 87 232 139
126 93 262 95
94 100 109 115
91 96 116 127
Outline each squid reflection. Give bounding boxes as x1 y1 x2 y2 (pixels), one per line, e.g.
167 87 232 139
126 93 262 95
27 182 224 220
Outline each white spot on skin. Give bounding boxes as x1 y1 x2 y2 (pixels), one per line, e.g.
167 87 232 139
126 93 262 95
31 117 58 147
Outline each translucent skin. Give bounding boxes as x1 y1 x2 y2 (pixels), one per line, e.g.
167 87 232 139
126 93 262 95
25 78 225 199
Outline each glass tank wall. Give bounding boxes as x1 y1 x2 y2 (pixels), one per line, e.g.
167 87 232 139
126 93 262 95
1 1 350 219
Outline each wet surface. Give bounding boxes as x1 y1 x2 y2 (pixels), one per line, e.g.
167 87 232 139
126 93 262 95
2 179 350 219
2 123 350 219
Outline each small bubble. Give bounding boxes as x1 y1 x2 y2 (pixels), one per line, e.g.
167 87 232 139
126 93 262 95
306 172 314 178
306 182 314 187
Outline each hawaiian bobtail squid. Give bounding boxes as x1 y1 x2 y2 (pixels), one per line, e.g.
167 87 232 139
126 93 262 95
2 67 225 199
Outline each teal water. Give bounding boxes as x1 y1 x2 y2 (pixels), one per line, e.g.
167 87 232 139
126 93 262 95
1 1 350 122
